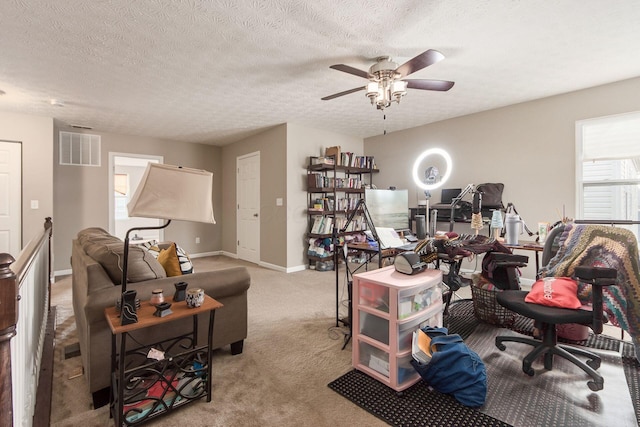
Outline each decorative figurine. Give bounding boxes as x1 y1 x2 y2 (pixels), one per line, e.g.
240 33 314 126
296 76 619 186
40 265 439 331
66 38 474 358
174 281 188 302
120 290 138 325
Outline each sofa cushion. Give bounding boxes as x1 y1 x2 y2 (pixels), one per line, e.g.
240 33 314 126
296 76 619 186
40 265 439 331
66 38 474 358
84 241 166 285
78 227 122 248
157 243 183 277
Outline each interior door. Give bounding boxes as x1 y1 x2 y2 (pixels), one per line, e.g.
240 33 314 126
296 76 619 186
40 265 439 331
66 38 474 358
237 152 260 264
0 141 21 254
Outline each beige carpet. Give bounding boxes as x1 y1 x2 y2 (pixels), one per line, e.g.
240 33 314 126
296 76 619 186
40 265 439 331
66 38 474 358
50 256 388 427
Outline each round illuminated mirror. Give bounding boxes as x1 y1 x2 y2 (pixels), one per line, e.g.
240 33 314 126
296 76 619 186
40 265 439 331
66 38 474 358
412 148 452 191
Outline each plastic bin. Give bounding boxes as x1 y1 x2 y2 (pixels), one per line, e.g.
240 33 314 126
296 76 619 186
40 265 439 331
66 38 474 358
397 354 419 385
397 302 443 352
358 341 389 377
397 279 442 319
359 311 390 345
358 281 390 312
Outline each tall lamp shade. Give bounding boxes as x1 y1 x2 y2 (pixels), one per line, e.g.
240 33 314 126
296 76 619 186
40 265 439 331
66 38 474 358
128 163 216 224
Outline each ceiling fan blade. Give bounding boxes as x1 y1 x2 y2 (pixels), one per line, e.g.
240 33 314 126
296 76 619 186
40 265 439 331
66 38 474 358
329 64 370 79
321 86 365 100
404 79 455 91
396 49 445 77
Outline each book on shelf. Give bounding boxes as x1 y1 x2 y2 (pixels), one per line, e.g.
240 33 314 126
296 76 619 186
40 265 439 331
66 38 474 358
322 217 333 234
310 216 324 234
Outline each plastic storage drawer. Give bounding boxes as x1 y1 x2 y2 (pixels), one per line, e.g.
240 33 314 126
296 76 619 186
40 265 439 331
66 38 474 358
358 281 390 312
359 311 390 345
398 282 442 319
397 301 444 352
358 341 389 377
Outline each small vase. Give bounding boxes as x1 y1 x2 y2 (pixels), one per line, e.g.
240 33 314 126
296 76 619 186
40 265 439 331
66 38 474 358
174 281 188 302
120 290 138 325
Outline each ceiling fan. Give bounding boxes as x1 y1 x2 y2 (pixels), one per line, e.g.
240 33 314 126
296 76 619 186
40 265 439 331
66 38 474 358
321 49 454 110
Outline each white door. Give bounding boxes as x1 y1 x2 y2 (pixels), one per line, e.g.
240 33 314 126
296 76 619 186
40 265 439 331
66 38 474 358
237 152 260 264
0 141 21 254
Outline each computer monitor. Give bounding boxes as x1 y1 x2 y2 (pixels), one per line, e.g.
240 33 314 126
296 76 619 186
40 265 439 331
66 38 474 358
365 189 409 230
440 188 462 204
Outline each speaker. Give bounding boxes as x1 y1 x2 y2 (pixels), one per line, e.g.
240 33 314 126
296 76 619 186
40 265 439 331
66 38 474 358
415 215 426 239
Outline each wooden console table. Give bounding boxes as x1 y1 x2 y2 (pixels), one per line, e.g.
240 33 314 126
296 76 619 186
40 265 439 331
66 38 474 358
105 295 222 426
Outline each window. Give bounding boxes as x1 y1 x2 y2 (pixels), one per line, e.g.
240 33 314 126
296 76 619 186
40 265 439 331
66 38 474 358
576 111 640 240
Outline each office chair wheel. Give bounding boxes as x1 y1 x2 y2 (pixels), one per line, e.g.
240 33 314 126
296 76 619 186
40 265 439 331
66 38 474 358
586 358 601 370
522 362 535 377
587 380 603 392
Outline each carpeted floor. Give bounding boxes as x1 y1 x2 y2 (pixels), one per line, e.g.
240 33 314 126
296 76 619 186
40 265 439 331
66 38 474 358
329 300 640 427
50 256 388 427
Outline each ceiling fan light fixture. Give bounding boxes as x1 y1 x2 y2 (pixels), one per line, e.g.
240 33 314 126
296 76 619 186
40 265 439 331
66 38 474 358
323 49 454 110
392 80 407 101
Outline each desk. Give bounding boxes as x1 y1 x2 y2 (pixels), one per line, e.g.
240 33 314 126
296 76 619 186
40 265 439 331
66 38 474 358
503 241 544 273
344 242 410 268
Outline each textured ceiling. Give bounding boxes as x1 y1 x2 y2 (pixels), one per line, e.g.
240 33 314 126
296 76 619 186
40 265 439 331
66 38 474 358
1 0 640 146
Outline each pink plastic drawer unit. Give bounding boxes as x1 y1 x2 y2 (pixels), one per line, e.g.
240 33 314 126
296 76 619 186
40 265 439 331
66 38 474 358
352 266 443 391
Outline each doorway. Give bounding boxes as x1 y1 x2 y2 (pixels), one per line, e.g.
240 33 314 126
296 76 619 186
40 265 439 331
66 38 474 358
0 141 21 254
108 153 163 241
237 152 260 264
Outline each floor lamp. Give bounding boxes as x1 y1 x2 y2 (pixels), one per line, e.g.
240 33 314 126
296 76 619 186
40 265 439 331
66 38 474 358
119 163 216 325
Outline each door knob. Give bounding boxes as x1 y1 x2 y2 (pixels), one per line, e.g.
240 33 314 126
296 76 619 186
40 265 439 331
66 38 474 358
253 213 259 217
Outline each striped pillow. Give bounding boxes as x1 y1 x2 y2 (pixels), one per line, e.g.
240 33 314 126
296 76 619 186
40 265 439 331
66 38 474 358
139 240 193 275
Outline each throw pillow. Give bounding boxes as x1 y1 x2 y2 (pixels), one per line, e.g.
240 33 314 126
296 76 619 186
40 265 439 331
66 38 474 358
175 244 194 274
85 241 166 285
157 243 183 277
146 242 194 275
524 277 582 309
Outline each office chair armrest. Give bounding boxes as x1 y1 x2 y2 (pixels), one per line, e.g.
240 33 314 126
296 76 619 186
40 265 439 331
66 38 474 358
574 266 617 334
574 266 617 285
491 252 529 267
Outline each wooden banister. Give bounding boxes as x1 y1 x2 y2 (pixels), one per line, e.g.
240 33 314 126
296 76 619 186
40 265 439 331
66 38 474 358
0 218 53 427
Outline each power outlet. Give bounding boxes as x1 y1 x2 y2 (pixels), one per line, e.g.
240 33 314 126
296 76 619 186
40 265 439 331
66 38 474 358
195 237 201 244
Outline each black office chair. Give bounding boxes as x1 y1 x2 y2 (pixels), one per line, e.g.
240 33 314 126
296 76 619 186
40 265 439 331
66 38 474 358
494 225 618 391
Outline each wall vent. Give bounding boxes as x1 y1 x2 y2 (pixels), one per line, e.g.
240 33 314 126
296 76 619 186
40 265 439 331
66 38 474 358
59 131 101 166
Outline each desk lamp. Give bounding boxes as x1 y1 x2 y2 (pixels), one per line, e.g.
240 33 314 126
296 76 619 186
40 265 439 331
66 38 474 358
412 148 452 237
119 163 216 325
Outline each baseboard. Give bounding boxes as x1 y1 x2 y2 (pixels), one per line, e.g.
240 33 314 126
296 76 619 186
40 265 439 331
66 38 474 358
54 268 72 278
189 250 223 258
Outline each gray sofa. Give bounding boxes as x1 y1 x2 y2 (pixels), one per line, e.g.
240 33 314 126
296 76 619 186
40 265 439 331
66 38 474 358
71 227 250 405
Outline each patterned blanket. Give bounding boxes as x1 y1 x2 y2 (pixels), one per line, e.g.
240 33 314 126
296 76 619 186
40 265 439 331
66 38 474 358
538 223 640 360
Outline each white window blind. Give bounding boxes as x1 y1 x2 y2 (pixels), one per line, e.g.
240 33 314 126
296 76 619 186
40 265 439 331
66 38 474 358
576 111 640 241
581 111 640 161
